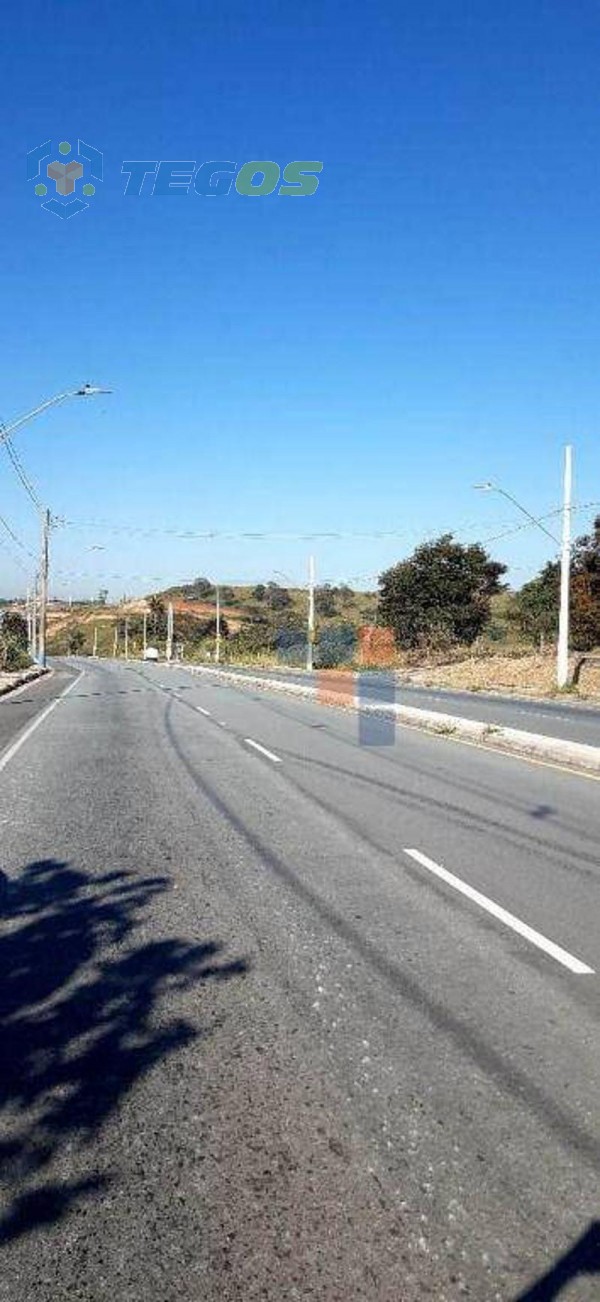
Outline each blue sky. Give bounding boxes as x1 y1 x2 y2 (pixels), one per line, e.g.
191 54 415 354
2 0 600 598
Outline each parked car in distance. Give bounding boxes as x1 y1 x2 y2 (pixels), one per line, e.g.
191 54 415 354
143 646 160 662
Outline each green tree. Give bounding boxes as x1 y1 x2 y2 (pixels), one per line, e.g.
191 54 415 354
513 516 600 651
570 515 600 649
66 626 86 654
378 534 506 650
97 589 109 607
265 582 291 611
314 584 337 618
1 611 28 649
192 576 214 598
251 584 266 602
0 610 30 671
512 563 559 646
148 594 167 638
315 623 357 667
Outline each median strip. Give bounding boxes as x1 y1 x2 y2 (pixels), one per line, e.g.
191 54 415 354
185 665 600 777
403 848 594 975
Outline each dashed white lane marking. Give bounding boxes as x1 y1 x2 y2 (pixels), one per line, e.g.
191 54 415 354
0 670 85 775
244 738 282 764
196 706 211 716
403 847 594 976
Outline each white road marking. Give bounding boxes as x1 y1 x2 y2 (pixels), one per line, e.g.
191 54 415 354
0 670 85 775
196 706 211 716
403 847 594 976
244 738 282 764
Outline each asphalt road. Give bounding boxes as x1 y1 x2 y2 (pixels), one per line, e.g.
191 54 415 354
0 659 598 1301
218 663 600 747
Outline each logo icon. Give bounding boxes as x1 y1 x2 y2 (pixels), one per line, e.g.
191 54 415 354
26 138 103 219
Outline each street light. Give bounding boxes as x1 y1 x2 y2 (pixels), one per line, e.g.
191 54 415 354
474 449 574 688
0 382 111 667
0 382 112 448
473 481 561 546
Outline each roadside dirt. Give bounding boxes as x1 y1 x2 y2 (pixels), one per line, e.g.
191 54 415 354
399 651 600 699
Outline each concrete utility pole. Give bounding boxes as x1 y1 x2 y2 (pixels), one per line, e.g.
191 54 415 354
307 555 315 672
166 602 174 661
92 624 98 658
557 444 573 690
26 587 33 657
143 610 148 657
113 626 118 658
475 451 575 689
124 617 129 661
38 508 51 668
215 586 221 663
31 581 38 662
0 384 109 663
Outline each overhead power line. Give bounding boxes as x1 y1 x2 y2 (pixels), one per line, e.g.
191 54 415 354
0 529 32 577
58 500 600 546
0 428 44 511
0 512 36 559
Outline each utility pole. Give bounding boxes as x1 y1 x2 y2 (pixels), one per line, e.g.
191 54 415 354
143 610 148 658
26 586 32 658
92 623 98 658
124 617 129 661
31 580 38 662
557 444 573 690
113 625 118 658
307 555 315 672
38 508 51 669
215 585 221 663
166 601 174 661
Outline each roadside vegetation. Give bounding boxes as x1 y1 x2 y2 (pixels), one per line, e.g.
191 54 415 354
0 610 31 673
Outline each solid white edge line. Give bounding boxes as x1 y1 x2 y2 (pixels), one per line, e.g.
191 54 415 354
244 738 282 764
403 847 594 976
196 706 211 716
0 669 85 775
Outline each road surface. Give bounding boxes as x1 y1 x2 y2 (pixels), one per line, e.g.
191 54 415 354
217 663 600 747
0 659 598 1300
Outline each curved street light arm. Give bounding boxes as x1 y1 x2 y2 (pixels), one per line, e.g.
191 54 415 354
0 383 111 447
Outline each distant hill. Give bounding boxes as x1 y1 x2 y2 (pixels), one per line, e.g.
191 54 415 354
42 577 379 662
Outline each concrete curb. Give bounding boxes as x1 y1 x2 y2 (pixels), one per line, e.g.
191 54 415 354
186 664 600 776
0 666 49 698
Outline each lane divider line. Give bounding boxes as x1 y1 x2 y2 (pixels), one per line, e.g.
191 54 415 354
244 738 282 764
196 706 211 716
0 670 85 775
403 847 594 976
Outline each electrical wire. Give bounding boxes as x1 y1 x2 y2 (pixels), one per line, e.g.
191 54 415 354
0 430 44 512
0 513 35 559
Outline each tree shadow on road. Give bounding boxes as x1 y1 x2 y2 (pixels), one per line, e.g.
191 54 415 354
0 859 247 1245
514 1221 600 1300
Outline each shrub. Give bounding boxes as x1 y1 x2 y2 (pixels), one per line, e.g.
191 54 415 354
315 624 357 668
0 637 31 672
